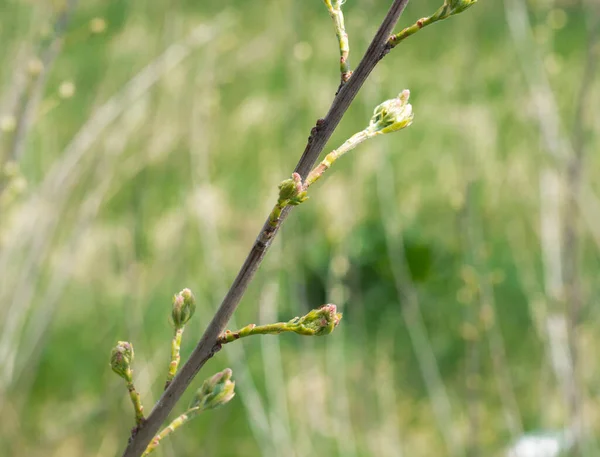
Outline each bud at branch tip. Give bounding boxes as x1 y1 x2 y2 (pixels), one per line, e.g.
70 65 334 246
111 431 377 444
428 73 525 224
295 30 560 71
189 368 236 411
171 288 196 329
369 89 414 135
111 341 134 380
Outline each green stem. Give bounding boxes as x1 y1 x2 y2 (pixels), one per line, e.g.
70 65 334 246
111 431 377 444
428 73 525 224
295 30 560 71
142 407 201 456
165 327 184 389
323 0 352 82
269 173 308 227
268 200 286 228
218 323 287 344
218 316 328 344
388 5 453 49
305 129 372 188
125 370 145 426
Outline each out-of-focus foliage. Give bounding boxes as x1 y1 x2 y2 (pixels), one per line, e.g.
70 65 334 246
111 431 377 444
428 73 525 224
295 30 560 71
0 0 598 456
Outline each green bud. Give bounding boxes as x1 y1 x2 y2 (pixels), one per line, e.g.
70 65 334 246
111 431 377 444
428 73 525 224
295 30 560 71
172 288 196 329
288 192 308 206
189 368 236 411
110 341 134 380
289 304 343 336
278 173 309 205
445 0 477 15
278 178 298 201
369 90 414 135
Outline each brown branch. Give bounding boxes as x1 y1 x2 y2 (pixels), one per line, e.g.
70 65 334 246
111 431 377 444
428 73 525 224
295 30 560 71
119 1 411 456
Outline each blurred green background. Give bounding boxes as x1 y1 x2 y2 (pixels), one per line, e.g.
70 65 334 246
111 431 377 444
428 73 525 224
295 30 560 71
0 0 599 456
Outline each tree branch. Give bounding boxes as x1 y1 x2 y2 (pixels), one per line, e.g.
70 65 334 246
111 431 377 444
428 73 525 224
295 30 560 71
120 1 410 456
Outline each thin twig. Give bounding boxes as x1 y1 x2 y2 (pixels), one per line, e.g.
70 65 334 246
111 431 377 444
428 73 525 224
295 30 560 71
387 1 475 50
141 407 201 456
119 1 411 455
165 327 184 389
323 0 352 84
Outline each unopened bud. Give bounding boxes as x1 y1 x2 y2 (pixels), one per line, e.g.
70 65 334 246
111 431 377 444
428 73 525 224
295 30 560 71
369 90 414 135
277 173 308 205
278 178 297 201
445 0 477 15
172 288 196 329
289 304 343 336
110 341 134 380
190 368 236 411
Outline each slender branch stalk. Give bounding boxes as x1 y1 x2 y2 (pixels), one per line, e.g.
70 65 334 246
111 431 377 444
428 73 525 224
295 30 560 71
219 323 287 343
268 201 286 227
111 342 145 426
125 370 145 426
305 129 370 187
388 12 442 48
165 327 184 389
146 368 234 455
120 2 412 455
323 0 352 83
142 407 200 456
387 1 476 50
218 304 342 344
